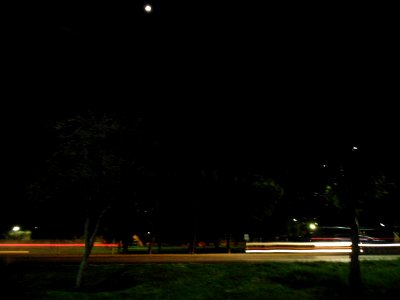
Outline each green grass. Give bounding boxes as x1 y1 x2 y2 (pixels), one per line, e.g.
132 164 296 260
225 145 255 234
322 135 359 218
2 260 400 299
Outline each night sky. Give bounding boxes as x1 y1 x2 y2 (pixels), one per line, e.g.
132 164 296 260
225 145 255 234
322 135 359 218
2 2 399 236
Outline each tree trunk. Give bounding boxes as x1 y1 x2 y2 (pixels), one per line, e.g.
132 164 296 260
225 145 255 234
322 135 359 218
190 215 197 254
147 235 154 254
157 235 162 254
148 218 157 254
75 217 93 289
122 238 129 254
226 233 231 254
349 214 363 296
75 207 109 289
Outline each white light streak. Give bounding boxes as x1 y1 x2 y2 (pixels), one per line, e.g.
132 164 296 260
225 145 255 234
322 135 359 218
360 243 400 247
313 242 351 247
246 249 352 253
245 242 400 253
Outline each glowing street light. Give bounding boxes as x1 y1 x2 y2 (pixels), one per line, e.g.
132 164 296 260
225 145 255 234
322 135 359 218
12 226 20 232
309 223 317 230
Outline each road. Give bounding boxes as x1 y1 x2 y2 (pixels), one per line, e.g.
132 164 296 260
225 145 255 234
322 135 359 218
1 253 399 264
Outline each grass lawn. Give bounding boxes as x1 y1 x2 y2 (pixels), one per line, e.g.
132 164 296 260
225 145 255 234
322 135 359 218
2 259 400 299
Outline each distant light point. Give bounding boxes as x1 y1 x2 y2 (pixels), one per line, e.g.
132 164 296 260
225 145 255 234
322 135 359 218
352 146 358 151
144 4 152 13
309 223 317 230
12 226 20 232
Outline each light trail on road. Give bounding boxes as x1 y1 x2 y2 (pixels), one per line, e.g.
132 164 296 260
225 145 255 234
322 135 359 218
1 253 399 264
245 242 400 254
0 243 118 247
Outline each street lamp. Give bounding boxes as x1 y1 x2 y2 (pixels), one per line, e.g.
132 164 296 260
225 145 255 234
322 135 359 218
309 223 317 231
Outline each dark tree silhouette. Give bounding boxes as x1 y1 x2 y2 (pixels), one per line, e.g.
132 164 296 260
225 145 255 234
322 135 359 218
27 111 145 289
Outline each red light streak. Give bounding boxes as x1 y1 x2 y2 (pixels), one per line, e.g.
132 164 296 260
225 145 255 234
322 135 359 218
0 243 118 247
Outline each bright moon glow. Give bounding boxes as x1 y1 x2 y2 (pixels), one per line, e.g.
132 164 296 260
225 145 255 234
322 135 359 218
144 4 152 13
